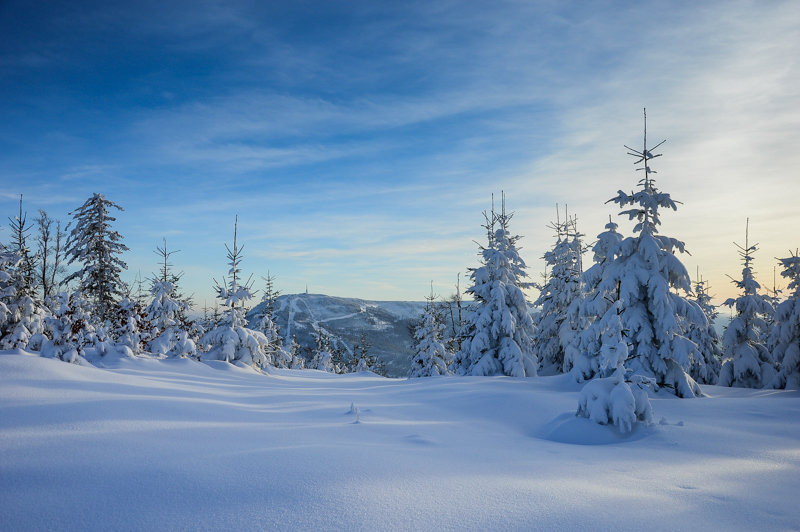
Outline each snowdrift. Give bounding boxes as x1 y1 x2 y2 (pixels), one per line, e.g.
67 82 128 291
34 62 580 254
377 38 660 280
1 351 799 531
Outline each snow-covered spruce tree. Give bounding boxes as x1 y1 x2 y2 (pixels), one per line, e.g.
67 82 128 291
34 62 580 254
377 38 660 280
409 285 451 378
533 211 586 375
559 222 589 376
0 290 48 351
7 196 38 300
40 291 96 363
145 281 190 356
351 332 378 373
587 111 705 398
200 218 268 367
576 301 654 432
0 197 49 350
684 274 722 384
761 267 782 347
63 193 129 323
306 327 349 374
718 223 777 388
532 218 569 373
253 272 286 366
0 250 49 351
113 296 149 355
331 341 350 374
308 326 335 372
288 336 306 369
144 238 194 357
451 195 537 377
199 301 220 333
569 218 624 380
0 247 22 344
767 251 800 389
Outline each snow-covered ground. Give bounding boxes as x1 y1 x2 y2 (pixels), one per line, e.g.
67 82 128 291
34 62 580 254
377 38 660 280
1 350 798 531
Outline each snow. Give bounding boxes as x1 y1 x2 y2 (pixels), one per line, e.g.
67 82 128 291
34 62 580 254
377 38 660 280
1 351 799 531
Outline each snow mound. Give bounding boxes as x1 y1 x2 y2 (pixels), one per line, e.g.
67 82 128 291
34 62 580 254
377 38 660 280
538 412 653 445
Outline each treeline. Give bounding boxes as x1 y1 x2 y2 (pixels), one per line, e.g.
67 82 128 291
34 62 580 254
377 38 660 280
3 115 799 432
407 115 799 431
0 195 383 374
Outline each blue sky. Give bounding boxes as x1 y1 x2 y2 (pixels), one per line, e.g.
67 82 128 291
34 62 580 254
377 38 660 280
2 0 799 308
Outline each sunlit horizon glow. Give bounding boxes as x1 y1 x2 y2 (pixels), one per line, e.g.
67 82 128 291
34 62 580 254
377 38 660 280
2 1 799 308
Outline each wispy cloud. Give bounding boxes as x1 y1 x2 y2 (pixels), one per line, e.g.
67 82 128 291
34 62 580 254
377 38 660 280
2 0 799 304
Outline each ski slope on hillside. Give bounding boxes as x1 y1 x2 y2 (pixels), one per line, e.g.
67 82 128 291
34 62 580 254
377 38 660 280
1 351 799 531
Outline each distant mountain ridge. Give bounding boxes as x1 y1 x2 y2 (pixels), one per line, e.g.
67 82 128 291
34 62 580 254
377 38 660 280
246 293 432 377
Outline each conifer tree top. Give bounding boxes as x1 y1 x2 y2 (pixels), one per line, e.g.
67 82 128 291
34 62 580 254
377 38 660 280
607 109 680 239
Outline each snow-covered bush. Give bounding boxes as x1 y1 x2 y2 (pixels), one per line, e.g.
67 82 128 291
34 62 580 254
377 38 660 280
767 252 800 389
40 291 95 363
452 197 537 377
202 325 267 365
577 377 653 433
718 226 777 388
576 301 654 432
0 294 48 350
170 329 197 358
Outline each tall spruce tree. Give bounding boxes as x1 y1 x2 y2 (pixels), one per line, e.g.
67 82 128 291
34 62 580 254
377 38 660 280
63 194 129 322
533 209 586 375
586 110 705 398
451 194 537 377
